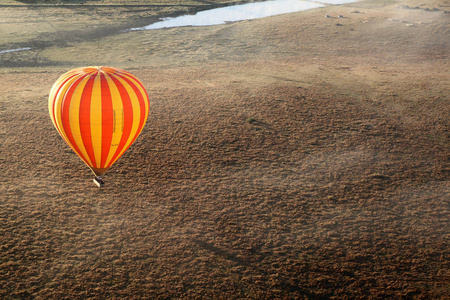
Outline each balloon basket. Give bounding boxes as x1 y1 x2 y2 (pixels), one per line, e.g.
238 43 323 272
93 176 105 188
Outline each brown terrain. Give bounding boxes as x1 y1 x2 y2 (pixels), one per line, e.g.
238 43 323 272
0 0 449 299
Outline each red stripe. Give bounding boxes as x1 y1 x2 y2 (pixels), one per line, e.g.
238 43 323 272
100 74 114 168
107 74 134 166
78 75 96 168
61 76 86 163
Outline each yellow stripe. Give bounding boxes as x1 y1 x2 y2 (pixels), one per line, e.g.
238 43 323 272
104 74 124 168
69 75 94 167
90 74 103 168
49 77 63 124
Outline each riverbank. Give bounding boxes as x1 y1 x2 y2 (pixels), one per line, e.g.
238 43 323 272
1 0 449 298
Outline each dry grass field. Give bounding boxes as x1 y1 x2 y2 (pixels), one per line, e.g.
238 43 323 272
0 0 449 298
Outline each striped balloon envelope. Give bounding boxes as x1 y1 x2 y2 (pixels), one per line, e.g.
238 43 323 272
49 66 150 181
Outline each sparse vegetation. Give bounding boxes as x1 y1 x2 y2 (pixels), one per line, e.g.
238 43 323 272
246 117 256 124
0 0 448 299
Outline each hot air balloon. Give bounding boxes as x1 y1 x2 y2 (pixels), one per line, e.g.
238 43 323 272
49 66 150 187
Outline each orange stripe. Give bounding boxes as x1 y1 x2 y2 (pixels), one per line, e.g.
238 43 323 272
49 72 79 134
118 70 150 116
89 74 103 168
61 76 86 163
107 74 134 166
115 72 148 146
117 72 149 166
78 75 96 168
100 73 114 168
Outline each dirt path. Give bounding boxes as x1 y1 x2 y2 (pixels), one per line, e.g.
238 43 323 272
0 0 449 299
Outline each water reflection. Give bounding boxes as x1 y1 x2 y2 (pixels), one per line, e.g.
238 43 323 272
315 0 357 4
0 47 31 54
132 0 357 30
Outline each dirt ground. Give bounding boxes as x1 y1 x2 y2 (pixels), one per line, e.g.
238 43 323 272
0 0 449 299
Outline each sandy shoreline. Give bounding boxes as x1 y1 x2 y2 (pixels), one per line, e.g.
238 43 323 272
1 0 449 299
